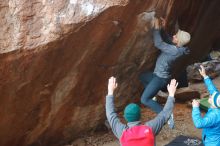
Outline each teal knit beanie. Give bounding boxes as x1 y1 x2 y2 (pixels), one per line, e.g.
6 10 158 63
212 91 220 108
124 103 141 122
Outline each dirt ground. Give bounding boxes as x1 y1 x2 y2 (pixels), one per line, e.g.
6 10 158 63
67 77 220 146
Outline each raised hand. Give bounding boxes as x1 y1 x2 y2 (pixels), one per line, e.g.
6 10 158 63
152 18 160 29
160 17 166 28
192 99 200 107
167 79 178 97
198 65 207 78
108 76 118 95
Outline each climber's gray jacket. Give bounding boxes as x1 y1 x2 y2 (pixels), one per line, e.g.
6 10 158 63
153 29 190 79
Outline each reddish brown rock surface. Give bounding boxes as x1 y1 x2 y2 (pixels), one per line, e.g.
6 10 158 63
0 0 220 146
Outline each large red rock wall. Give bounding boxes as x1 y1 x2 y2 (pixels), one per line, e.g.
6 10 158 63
0 0 219 146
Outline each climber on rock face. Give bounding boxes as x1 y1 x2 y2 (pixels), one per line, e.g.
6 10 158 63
105 76 178 146
139 16 191 129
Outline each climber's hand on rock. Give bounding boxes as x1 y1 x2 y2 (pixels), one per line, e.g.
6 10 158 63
108 76 118 95
152 18 160 29
198 65 207 78
192 99 200 107
160 17 166 28
167 79 178 97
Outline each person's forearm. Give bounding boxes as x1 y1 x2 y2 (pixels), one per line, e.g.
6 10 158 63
204 76 219 95
105 95 125 138
153 29 177 54
106 95 116 125
145 96 175 135
153 29 162 43
162 96 175 115
192 106 219 129
192 107 203 128
106 95 114 111
153 29 164 48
